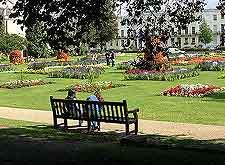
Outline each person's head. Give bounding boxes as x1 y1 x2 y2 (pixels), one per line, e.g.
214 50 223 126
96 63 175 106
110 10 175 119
67 89 76 99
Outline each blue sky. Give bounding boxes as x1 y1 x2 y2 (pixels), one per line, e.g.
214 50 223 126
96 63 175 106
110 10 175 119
206 0 219 9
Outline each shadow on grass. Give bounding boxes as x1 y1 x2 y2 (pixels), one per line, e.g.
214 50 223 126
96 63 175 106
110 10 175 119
1 124 225 164
203 92 225 103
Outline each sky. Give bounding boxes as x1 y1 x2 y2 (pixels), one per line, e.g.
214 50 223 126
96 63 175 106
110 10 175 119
206 0 219 9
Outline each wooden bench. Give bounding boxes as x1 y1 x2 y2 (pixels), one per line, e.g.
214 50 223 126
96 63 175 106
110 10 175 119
50 96 139 135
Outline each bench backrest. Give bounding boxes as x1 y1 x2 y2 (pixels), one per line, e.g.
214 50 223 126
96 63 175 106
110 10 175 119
50 96 129 123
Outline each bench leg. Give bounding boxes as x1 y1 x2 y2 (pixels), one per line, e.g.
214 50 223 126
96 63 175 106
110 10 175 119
87 120 92 133
53 117 58 128
64 118 68 129
135 120 138 135
97 121 100 131
125 123 129 135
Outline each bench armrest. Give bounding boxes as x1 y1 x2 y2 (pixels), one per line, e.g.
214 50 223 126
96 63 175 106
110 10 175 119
128 108 139 114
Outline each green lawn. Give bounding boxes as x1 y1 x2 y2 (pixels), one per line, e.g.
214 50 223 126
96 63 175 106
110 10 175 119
1 118 225 165
1 54 225 125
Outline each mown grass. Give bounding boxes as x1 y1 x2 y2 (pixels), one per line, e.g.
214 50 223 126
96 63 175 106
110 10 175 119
1 118 225 165
1 54 225 126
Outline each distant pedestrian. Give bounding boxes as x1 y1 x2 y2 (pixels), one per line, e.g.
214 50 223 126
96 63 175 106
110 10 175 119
105 52 110 66
110 50 116 67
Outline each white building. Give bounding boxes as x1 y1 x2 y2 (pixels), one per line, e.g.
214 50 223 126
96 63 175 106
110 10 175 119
109 9 225 50
0 0 25 37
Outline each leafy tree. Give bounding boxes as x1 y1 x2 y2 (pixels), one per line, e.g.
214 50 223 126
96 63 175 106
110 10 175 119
4 0 117 49
0 33 27 54
0 15 5 35
82 0 118 50
0 0 206 60
217 0 225 11
199 20 213 47
119 0 206 64
26 21 50 58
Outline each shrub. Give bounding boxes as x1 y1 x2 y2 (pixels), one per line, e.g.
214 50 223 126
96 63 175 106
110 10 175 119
57 50 70 61
116 61 134 70
0 64 13 72
196 61 225 71
9 50 24 64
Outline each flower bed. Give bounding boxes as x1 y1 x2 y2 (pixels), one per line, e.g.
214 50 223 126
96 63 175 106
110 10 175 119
27 61 78 70
58 81 127 93
0 80 53 89
0 64 13 72
161 84 224 97
48 66 105 79
76 56 106 65
124 68 199 81
195 61 225 71
116 61 134 70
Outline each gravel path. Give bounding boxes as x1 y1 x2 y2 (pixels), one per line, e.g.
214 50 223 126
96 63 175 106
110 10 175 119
0 106 225 140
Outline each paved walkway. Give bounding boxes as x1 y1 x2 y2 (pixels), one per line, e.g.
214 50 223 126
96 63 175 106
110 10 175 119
0 106 225 140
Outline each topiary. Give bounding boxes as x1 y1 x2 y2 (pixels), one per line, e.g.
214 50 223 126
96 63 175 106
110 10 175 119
56 50 70 61
9 50 24 64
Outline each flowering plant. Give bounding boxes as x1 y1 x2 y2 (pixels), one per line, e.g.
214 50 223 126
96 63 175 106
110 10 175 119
161 84 224 97
124 68 199 81
0 80 53 89
58 81 127 93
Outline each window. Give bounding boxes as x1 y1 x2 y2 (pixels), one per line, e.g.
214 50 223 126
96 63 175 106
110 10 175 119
121 30 124 37
191 37 195 45
214 36 217 44
213 15 217 21
110 41 113 46
192 27 195 34
221 24 225 32
213 25 217 33
121 40 124 47
116 40 119 46
178 28 181 35
171 38 175 44
184 38 188 45
171 28 175 35
185 27 188 35
222 13 224 19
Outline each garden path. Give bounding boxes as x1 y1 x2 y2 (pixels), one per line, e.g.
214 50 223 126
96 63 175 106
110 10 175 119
0 106 225 140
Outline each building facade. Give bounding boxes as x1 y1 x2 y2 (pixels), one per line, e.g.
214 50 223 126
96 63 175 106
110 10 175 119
0 0 25 37
107 9 225 50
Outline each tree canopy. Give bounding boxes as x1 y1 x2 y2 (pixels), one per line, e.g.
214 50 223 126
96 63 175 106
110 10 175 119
2 0 118 49
199 19 213 46
0 0 206 50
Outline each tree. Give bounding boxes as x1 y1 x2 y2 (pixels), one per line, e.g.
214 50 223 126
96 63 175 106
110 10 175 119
117 0 206 69
199 20 213 47
2 0 118 49
26 21 49 58
82 0 118 50
0 33 27 54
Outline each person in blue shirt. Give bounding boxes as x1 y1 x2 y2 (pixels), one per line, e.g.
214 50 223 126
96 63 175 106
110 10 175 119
86 94 100 130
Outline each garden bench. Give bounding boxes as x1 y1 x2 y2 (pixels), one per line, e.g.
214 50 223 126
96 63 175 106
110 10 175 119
50 96 139 135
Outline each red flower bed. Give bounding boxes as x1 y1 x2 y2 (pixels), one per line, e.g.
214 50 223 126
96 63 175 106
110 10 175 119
162 84 224 97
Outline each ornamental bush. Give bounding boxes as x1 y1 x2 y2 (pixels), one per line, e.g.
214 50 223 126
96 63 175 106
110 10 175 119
195 61 225 71
0 64 13 72
9 50 24 64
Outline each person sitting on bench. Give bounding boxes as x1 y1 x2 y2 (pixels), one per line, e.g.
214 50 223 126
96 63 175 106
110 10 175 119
65 89 83 126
